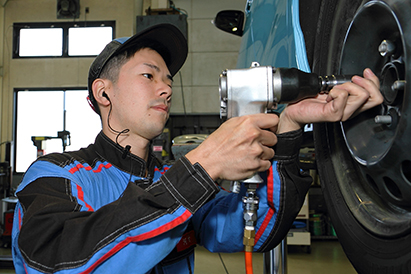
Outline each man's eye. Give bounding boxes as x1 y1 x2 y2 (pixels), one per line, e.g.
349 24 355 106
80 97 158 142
143 73 153 79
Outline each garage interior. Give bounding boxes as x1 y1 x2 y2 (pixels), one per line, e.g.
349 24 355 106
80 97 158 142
0 0 387 273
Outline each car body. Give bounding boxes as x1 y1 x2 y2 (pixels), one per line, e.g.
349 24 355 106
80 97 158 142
215 0 411 273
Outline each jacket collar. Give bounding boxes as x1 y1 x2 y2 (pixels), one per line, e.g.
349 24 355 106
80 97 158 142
94 131 160 177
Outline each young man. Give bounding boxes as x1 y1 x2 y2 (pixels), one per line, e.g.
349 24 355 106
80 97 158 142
12 23 382 273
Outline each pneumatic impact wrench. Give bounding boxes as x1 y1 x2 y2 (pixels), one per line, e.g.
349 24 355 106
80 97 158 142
219 62 353 273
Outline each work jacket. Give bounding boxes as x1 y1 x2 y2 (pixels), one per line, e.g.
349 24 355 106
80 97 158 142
12 129 311 273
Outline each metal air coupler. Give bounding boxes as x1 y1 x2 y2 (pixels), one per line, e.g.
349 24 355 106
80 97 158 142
243 182 260 252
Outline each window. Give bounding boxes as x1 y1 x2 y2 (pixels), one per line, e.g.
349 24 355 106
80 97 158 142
68 26 113 56
14 89 102 173
13 21 115 58
19 28 63 57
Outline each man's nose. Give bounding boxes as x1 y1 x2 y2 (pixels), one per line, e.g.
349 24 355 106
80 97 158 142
158 81 172 99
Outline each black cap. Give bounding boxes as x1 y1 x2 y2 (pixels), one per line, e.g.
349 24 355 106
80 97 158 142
87 23 188 114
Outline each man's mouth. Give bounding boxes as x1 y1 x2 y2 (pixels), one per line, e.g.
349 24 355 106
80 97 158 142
152 104 169 113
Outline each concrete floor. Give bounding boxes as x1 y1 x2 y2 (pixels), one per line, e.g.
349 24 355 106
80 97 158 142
194 240 357 274
0 240 357 273
0 245 13 274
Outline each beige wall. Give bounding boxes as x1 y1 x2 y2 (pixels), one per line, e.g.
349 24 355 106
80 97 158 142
171 0 243 114
0 0 244 161
0 3 5 161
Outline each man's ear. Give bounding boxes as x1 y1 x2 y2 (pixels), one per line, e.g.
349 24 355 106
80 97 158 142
92 79 111 108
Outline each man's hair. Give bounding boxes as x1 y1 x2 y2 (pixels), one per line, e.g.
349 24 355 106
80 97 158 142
99 40 171 87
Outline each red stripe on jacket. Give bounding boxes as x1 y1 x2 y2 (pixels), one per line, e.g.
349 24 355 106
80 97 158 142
69 163 112 174
255 167 276 243
80 209 192 274
76 185 94 212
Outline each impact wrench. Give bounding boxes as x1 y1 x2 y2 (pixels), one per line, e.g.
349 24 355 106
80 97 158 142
218 62 353 274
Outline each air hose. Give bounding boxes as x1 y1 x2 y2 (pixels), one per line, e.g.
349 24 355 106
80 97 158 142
242 181 260 274
245 250 254 274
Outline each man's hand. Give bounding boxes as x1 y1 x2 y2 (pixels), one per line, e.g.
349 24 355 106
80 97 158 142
277 68 384 133
186 113 279 181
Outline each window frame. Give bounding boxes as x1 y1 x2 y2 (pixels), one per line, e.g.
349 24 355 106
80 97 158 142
13 87 102 174
13 21 116 58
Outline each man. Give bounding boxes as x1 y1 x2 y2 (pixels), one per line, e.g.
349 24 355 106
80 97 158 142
12 23 382 273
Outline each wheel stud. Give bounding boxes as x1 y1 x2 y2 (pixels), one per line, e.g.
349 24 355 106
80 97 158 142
375 115 392 124
391 80 406 91
379 40 396 57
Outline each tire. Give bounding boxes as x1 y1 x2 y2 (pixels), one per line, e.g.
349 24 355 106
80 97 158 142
312 0 411 273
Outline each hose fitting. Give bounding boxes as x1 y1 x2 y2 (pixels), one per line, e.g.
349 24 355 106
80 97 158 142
243 228 256 252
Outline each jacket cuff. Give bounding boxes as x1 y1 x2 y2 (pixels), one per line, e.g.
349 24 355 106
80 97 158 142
273 128 303 161
160 156 219 214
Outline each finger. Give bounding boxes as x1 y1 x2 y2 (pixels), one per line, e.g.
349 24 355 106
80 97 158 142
350 69 384 112
260 146 275 161
254 139 275 160
247 133 275 161
250 113 280 130
339 87 370 121
235 145 272 175
336 80 370 101
257 159 273 173
325 87 349 119
259 129 277 147
225 114 279 137
351 71 380 99
363 68 380 89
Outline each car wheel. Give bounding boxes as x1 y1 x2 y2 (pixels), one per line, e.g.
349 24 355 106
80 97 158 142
312 0 411 273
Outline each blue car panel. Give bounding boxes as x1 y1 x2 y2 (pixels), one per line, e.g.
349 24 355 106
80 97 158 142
237 0 310 73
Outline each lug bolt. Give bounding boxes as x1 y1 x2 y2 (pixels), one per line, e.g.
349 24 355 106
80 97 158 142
392 80 406 91
375 115 392 125
379 40 396 57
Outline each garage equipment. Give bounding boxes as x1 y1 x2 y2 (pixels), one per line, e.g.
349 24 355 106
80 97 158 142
31 95 71 157
31 130 70 157
219 62 353 274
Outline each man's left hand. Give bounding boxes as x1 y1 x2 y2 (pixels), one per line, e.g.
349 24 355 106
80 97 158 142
277 68 383 134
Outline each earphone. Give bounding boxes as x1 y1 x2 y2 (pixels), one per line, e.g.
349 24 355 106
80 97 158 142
102 90 131 157
103 92 110 101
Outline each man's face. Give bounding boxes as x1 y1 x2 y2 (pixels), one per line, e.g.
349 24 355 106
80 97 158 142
106 48 173 141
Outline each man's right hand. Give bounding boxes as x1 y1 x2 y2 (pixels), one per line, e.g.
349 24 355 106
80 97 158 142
185 113 279 181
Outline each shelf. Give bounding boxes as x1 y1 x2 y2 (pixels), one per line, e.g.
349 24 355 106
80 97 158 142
311 235 338 240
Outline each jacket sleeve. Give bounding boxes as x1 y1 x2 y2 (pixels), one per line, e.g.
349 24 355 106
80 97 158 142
12 157 219 274
191 128 312 253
